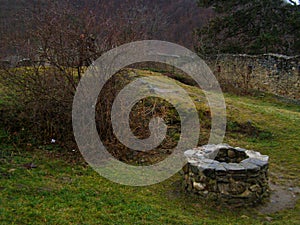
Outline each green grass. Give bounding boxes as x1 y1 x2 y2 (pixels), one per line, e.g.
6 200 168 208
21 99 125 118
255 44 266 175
223 93 300 185
0 69 300 224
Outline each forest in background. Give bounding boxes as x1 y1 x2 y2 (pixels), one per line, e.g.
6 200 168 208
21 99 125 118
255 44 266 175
1 0 299 60
0 0 213 57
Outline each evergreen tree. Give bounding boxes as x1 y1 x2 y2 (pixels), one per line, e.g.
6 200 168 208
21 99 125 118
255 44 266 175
196 0 300 55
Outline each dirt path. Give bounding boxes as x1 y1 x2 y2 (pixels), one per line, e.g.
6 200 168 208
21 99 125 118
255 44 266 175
258 182 300 214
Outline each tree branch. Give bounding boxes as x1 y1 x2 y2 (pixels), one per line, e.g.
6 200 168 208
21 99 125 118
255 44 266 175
287 0 297 6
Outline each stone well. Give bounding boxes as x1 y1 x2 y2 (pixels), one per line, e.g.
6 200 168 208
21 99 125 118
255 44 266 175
182 144 269 206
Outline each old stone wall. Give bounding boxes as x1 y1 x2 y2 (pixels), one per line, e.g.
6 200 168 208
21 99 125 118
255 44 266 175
208 54 300 99
130 54 300 100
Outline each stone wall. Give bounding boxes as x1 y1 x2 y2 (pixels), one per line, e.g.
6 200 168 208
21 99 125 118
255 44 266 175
209 54 300 99
183 144 269 207
130 54 300 100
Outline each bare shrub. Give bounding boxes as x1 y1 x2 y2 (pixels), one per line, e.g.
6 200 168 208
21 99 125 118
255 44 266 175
0 1 211 166
94 70 183 164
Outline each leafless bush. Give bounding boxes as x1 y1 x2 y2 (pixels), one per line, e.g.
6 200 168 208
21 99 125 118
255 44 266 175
0 0 176 162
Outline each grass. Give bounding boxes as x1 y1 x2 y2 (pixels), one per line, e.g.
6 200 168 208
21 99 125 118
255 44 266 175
0 69 300 224
223 93 300 185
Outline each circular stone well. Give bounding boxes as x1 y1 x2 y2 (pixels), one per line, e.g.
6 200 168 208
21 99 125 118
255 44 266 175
182 144 269 206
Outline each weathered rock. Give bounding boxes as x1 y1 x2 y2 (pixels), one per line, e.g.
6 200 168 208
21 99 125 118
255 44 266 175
218 183 230 194
243 158 268 168
228 150 236 158
190 164 199 174
240 161 260 172
229 181 247 195
193 182 206 191
184 149 196 158
223 163 245 172
250 184 261 193
215 164 227 176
